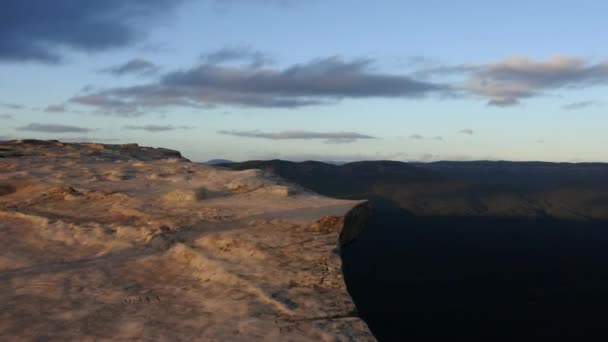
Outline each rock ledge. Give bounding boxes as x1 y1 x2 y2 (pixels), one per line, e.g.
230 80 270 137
0 141 374 341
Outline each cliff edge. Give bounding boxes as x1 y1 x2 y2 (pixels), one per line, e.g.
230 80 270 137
0 140 374 341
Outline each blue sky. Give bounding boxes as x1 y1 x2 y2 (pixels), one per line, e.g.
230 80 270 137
1 0 607 162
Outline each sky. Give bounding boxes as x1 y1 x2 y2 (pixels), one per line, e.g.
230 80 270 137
1 0 607 162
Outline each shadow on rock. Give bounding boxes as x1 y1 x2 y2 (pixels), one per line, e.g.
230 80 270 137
341 198 608 341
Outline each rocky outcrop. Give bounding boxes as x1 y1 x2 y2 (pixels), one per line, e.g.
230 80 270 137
0 140 374 341
0 139 187 161
339 202 371 248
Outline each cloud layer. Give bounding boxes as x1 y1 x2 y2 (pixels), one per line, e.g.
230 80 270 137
70 56 445 114
44 104 67 113
102 58 159 76
0 0 184 62
423 56 608 106
1 103 24 110
70 53 608 114
459 129 474 135
201 46 274 69
16 123 95 133
562 100 599 110
218 130 376 144
408 134 444 141
124 124 194 132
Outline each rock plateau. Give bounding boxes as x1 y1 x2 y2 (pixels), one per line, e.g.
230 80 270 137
0 140 374 341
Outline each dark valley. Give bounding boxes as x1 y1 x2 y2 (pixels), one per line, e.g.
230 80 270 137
221 159 608 341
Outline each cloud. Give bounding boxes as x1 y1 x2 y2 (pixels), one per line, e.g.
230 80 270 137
202 46 274 69
68 54 608 112
1 103 24 110
218 130 376 144
459 129 474 135
0 0 185 63
101 58 159 76
323 138 363 144
44 104 67 113
124 124 195 132
562 100 600 110
16 123 95 133
0 114 13 120
69 95 142 117
69 56 445 114
138 43 174 54
423 56 608 106
408 134 443 141
211 0 300 9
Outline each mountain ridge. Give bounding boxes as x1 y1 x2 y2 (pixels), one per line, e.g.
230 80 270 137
220 159 608 220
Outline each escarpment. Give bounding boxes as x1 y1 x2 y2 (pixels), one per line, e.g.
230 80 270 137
339 202 371 248
0 140 374 341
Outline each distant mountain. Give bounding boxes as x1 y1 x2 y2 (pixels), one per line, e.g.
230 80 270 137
220 159 442 198
222 159 608 220
204 159 235 165
413 160 608 191
223 158 608 339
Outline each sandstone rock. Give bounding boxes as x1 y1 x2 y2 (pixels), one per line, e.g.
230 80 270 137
0 140 374 341
162 189 198 202
307 215 345 233
0 184 16 196
253 184 295 196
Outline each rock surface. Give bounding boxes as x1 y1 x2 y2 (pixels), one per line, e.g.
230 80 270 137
0 140 374 341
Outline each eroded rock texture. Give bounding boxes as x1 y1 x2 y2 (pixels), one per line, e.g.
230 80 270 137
0 140 374 341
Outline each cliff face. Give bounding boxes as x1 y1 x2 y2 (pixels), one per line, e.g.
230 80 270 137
0 140 374 341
